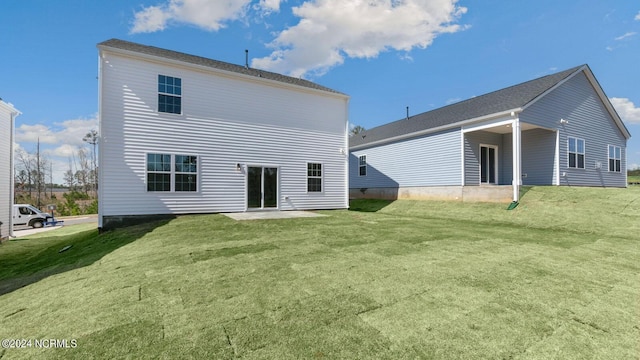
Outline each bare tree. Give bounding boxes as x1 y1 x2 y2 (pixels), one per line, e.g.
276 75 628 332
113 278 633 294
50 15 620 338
15 148 35 198
63 157 76 190
76 147 90 194
83 129 99 196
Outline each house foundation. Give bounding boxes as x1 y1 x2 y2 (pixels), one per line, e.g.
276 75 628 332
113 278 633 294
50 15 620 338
350 186 513 203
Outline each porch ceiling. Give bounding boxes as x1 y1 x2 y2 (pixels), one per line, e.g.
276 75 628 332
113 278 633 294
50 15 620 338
480 121 541 134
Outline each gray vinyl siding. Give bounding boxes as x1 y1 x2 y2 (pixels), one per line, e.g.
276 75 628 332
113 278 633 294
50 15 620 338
99 50 348 218
521 71 627 187
464 131 511 185
0 103 13 238
349 128 462 189
521 128 557 185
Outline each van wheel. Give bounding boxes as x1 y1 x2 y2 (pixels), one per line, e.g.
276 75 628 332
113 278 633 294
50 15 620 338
32 220 44 229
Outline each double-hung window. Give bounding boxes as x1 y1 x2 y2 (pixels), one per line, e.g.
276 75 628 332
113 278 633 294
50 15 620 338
568 137 585 169
608 145 621 172
147 153 197 192
158 75 182 114
307 163 322 192
175 155 198 191
359 155 367 176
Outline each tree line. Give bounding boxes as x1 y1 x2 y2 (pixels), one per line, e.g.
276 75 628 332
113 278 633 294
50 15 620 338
14 130 99 216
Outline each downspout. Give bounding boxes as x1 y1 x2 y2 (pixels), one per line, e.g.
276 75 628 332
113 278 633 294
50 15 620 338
344 98 350 209
97 51 104 230
9 110 18 238
510 115 522 207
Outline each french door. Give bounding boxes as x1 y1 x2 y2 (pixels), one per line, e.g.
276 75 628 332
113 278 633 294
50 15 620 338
480 145 498 184
247 166 278 209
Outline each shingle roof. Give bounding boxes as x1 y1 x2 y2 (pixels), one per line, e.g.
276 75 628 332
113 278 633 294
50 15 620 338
350 65 585 147
98 39 346 96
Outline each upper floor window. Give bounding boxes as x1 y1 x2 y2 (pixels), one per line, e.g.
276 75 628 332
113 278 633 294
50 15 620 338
158 75 182 114
568 137 585 169
608 145 621 172
359 155 367 176
147 153 197 192
307 163 322 192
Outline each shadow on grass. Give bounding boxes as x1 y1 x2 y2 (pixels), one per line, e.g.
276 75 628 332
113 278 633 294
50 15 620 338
0 219 173 296
349 199 395 212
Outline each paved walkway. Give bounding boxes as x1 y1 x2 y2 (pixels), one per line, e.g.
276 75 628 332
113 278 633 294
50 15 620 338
223 210 327 221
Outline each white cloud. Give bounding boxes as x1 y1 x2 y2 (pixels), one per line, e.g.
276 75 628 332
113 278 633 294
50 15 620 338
445 97 461 105
252 0 468 77
610 97 640 124
131 0 281 33
614 31 637 41
14 124 58 144
15 117 98 146
635 11 640 21
50 144 80 158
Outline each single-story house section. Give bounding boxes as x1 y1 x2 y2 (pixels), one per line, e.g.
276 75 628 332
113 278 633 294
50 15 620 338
349 65 631 203
97 39 349 230
0 99 19 240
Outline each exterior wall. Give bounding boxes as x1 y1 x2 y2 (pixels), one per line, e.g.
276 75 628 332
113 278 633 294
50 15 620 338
463 131 510 185
0 101 17 239
521 128 557 185
99 50 348 226
349 128 462 190
521 71 627 187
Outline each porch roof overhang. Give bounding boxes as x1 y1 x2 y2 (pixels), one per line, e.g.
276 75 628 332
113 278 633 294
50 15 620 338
461 117 554 134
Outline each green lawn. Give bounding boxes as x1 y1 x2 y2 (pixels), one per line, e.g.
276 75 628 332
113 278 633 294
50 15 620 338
1 186 639 359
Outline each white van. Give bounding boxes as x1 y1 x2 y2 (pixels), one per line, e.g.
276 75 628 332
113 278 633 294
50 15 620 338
13 204 52 228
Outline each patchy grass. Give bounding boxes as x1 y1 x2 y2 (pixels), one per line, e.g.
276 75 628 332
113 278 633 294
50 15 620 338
0 186 639 359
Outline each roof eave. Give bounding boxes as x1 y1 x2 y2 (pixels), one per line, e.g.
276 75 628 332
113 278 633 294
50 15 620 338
350 108 522 150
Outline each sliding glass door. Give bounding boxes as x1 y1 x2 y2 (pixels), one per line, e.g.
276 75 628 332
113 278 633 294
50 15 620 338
247 166 278 209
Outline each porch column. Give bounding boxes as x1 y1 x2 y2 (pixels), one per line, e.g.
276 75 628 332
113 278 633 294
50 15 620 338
511 117 522 202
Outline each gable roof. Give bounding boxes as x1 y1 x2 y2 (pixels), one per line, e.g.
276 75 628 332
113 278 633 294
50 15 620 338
98 39 346 97
350 65 629 148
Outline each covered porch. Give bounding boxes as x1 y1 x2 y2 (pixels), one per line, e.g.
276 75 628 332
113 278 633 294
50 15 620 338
462 115 559 202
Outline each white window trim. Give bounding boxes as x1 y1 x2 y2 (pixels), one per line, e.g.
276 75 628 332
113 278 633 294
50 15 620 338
158 74 182 115
358 155 367 177
567 137 585 169
306 162 324 193
146 153 199 193
608 145 622 173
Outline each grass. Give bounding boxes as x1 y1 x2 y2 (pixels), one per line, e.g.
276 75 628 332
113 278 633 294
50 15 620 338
0 186 639 359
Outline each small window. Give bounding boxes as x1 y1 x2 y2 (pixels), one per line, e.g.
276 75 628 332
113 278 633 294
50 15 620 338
359 155 367 176
307 163 322 192
147 153 197 192
158 75 182 114
608 145 621 172
568 137 585 169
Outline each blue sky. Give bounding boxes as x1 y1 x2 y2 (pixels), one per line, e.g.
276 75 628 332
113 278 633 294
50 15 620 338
1 0 639 183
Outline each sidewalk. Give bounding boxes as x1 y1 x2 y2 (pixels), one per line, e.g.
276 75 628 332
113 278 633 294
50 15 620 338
11 214 98 238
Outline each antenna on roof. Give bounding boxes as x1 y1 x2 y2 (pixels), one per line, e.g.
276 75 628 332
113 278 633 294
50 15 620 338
245 49 249 69
406 106 409 120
